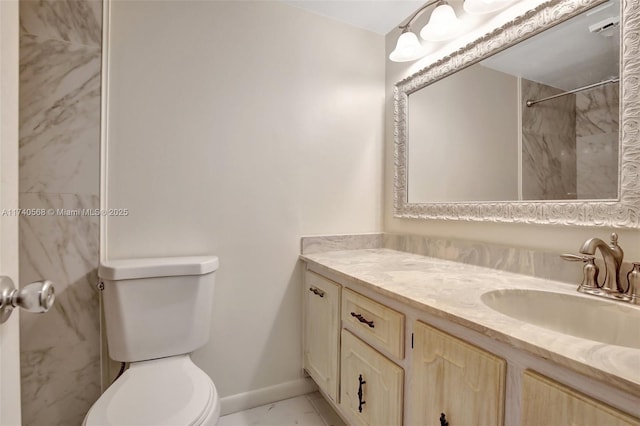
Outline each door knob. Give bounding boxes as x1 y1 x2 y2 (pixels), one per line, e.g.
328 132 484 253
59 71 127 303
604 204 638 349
0 276 55 323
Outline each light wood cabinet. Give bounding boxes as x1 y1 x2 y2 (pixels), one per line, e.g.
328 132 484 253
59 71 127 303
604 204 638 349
340 329 404 426
521 371 640 426
303 271 341 401
410 321 506 426
302 267 639 426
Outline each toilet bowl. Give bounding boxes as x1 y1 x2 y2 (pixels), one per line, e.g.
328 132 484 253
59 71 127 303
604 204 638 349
83 256 220 426
84 356 220 426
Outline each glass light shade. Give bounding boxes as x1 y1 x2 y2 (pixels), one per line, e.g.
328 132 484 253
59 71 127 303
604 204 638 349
389 31 426 62
463 0 514 15
419 3 462 41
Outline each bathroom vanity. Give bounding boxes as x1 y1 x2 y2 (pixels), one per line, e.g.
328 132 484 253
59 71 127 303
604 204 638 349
301 249 640 426
302 0 640 422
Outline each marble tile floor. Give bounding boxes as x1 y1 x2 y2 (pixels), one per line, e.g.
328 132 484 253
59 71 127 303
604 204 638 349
218 392 346 426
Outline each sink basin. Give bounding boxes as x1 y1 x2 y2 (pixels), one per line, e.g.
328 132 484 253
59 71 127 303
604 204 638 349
481 289 640 349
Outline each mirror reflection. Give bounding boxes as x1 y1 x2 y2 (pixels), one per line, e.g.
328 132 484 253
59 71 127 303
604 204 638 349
407 0 620 203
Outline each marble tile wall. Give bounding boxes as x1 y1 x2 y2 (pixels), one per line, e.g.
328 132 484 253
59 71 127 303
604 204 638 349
301 233 383 254
301 233 581 284
575 83 619 199
302 233 640 299
18 1 102 425
521 78 577 200
382 233 582 285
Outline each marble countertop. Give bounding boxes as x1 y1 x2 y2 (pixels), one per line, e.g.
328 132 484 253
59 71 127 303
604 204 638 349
300 248 640 395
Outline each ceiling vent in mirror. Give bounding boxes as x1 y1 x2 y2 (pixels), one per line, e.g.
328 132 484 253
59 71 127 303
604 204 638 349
589 16 620 37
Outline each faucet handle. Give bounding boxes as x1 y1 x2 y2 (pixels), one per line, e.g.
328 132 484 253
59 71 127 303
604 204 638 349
580 257 599 291
626 262 640 305
561 253 600 292
560 253 596 262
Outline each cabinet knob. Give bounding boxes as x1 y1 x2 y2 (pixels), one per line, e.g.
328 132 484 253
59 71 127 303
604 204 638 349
357 374 366 413
350 312 375 328
440 413 449 426
308 287 325 298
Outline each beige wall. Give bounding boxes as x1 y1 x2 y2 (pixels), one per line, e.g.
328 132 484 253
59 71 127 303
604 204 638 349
105 0 384 407
385 7 640 259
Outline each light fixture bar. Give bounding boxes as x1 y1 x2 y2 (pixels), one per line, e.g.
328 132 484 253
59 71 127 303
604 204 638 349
398 0 442 31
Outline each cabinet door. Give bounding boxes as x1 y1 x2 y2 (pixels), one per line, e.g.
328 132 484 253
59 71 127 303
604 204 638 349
340 329 404 426
522 371 640 426
410 321 506 426
304 271 341 401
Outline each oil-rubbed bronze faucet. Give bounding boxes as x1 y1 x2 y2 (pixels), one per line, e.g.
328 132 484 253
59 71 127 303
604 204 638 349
561 233 639 304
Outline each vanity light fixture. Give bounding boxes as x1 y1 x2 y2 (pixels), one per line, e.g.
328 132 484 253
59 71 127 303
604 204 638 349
389 29 428 62
389 0 516 62
389 0 461 62
420 1 463 41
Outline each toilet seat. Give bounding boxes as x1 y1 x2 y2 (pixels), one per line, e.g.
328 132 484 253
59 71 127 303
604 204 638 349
84 355 219 426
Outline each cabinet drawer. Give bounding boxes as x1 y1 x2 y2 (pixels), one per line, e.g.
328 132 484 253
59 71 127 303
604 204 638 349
340 329 404 426
342 288 405 359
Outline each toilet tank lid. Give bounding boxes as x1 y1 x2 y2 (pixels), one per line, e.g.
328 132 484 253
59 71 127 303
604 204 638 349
99 256 219 280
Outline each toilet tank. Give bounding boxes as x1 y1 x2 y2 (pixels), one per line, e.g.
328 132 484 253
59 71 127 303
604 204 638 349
99 256 219 362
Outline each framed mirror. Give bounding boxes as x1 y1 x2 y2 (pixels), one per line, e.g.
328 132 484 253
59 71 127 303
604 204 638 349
394 0 640 228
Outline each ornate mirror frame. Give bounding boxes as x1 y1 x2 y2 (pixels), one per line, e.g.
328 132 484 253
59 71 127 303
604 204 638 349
394 0 640 228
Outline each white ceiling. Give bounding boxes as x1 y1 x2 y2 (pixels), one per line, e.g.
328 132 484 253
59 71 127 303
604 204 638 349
281 0 425 35
481 0 620 90
280 0 620 90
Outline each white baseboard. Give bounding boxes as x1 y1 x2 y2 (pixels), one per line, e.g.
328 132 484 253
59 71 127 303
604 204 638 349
220 378 318 416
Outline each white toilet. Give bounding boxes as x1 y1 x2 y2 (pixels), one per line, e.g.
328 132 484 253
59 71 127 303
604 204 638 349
84 256 221 426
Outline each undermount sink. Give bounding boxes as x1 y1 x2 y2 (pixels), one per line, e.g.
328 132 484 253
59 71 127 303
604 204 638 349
481 289 640 349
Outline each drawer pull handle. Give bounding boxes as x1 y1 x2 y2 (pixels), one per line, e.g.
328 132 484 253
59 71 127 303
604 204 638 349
357 374 366 413
308 287 325 298
440 413 449 426
351 312 374 328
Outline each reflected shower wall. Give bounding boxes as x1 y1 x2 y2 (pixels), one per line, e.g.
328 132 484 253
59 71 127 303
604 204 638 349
521 79 619 200
576 82 619 199
521 78 577 200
